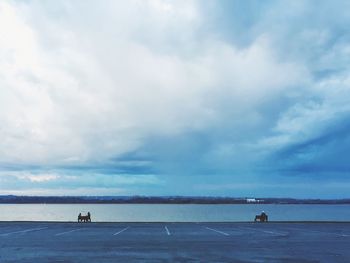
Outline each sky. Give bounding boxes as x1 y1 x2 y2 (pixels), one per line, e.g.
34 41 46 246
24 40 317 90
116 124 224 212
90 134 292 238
1 0 350 198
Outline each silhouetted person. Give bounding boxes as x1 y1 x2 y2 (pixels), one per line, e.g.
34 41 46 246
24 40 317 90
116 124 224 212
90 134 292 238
254 211 268 222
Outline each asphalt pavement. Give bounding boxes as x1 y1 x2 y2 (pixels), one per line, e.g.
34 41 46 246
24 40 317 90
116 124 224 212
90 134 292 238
0 222 350 262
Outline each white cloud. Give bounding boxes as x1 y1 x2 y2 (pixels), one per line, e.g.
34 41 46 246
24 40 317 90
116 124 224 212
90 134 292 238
258 71 350 153
1 170 160 185
0 1 306 169
3 1 350 197
0 170 162 195
7 171 60 183
0 187 126 196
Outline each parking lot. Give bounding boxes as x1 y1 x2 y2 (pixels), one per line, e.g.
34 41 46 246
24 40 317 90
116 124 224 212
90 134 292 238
0 222 350 262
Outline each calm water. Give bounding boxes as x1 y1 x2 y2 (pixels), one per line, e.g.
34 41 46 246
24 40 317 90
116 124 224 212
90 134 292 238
0 204 349 222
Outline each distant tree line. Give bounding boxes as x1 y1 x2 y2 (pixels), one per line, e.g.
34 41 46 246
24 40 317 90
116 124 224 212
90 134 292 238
0 195 350 204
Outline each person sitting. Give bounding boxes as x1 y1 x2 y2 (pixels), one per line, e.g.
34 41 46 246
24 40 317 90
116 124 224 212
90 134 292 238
261 211 268 222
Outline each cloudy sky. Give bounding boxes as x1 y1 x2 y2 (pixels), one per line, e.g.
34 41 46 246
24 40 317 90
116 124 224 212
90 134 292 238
1 0 350 197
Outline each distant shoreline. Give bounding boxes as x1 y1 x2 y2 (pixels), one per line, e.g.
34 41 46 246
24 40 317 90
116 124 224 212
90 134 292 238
1 195 350 205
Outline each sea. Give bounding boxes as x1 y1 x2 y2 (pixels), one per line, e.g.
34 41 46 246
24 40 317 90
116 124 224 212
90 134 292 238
0 204 349 222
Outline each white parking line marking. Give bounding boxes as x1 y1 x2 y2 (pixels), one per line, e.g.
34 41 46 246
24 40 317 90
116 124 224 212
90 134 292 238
239 227 287 236
286 227 350 237
205 227 230 236
0 227 48 236
113 227 130 236
165 226 170 235
55 228 83 236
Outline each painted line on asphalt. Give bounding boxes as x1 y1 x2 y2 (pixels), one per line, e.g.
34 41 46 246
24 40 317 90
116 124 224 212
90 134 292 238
239 227 287 236
0 227 48 237
113 227 130 236
55 228 83 236
165 226 171 235
285 227 350 237
205 227 230 236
